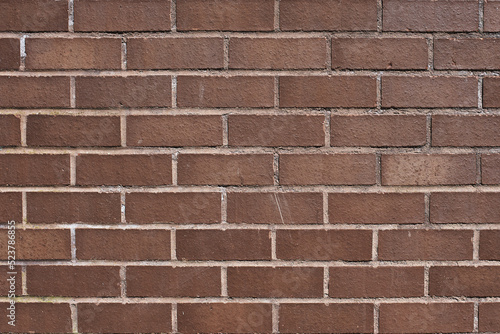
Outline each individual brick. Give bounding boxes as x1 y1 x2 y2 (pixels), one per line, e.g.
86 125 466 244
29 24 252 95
74 0 171 32
479 303 500 332
0 265 21 296
435 39 500 70
176 0 274 31
127 115 222 147
0 39 20 70
279 303 374 333
227 192 323 224
76 76 171 108
480 230 500 260
0 193 22 223
430 193 500 223
379 229 474 261
0 0 68 31
0 77 70 108
27 192 121 224
383 0 478 32
128 37 224 69
27 266 120 297
0 115 21 147
276 230 372 261
177 154 274 185
280 76 377 108
382 76 478 108
177 76 274 108
329 193 426 224
482 154 500 184
429 266 500 297
0 303 71 333
25 38 121 70
127 266 220 297
432 115 500 147
76 229 171 261
126 192 221 224
485 1 500 32
176 230 271 261
483 77 500 107
229 38 328 69
27 115 120 147
0 229 71 260
280 154 376 185
76 154 172 186
332 38 428 70
379 303 474 333
280 0 377 31
0 154 69 186
331 115 427 147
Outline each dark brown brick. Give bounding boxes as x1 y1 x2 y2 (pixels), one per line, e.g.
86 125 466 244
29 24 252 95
483 77 500 108
432 115 500 147
0 265 22 296
0 0 68 32
482 154 500 184
0 38 20 70
479 303 500 332
0 154 69 186
435 38 500 70
0 303 71 333
0 229 71 260
430 266 500 297
0 115 21 147
0 77 70 108
430 192 500 223
485 1 500 32
0 193 22 223
480 230 500 260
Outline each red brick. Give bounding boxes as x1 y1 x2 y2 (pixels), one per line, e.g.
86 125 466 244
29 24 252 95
127 266 220 297
280 154 376 185
0 303 71 333
178 154 274 185
0 115 21 147
227 192 323 224
177 0 274 31
27 192 121 224
27 266 120 297
379 303 474 333
382 76 478 108
432 115 500 147
482 154 500 184
435 38 500 70
176 229 271 261
76 76 171 108
430 192 500 223
485 1 500 32
126 192 221 224
277 230 372 261
0 0 68 32
25 38 121 70
279 303 373 333
430 266 500 297
0 265 21 297
483 77 500 108
76 229 170 260
0 193 21 223
177 303 272 333
0 77 70 108
280 76 377 108
329 193 426 224
127 115 222 147
280 0 377 31
74 0 171 32
0 38 20 70
0 229 71 260
383 0 478 32
177 76 274 108
332 38 428 70
480 230 500 260
0 154 69 186
479 303 500 332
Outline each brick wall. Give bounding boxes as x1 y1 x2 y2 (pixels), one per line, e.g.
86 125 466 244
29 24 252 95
0 0 500 333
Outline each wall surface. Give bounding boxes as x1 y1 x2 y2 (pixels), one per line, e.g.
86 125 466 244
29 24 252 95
0 0 500 333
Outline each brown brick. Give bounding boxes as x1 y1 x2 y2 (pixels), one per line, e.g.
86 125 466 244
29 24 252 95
430 192 500 223
0 0 68 32
479 303 500 332
76 154 172 186
379 229 473 261
0 229 71 260
280 76 377 108
177 0 274 31
0 154 69 186
0 264 21 296
0 193 21 223
483 77 500 108
25 38 121 70
27 192 121 224
0 77 70 108
485 1 500 32
176 229 271 261
76 76 171 108
277 230 372 261
430 266 500 297
76 229 170 261
329 193 426 224
482 154 500 184
432 115 500 147
177 303 272 333
127 115 222 147
27 115 120 147
435 38 500 70
228 267 323 298
332 38 428 70
280 0 377 31
480 230 500 260
229 38 327 69
280 154 376 185
126 192 221 224
0 115 21 147
178 154 274 185
330 266 424 298
227 192 323 224
78 303 171 333
379 303 474 333
383 0 478 32
127 266 220 297
279 303 374 333
331 115 427 147
177 76 274 108
382 76 478 108
382 154 477 185
27 266 120 297
74 0 171 32
0 303 71 333
0 38 20 70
